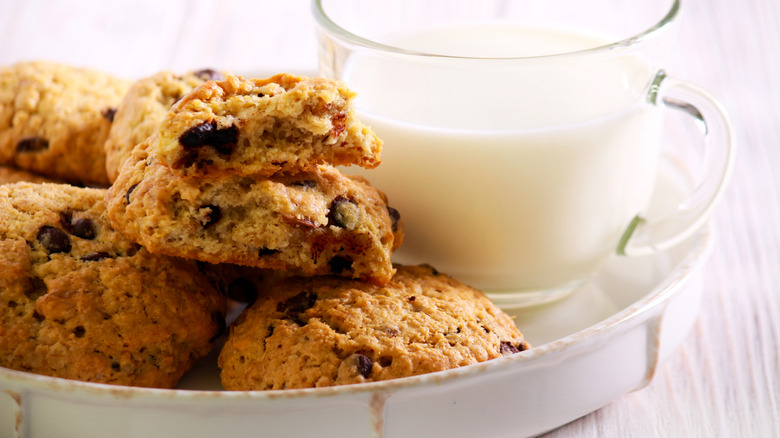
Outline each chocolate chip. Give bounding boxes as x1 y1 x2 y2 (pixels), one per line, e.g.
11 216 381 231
226 278 257 303
289 180 317 188
199 205 222 228
32 311 45 322
111 362 121 372
102 107 117 122
209 312 227 342
194 69 222 81
72 218 96 240
278 291 318 315
499 341 525 355
58 211 74 232
408 296 416 302
16 137 49 153
277 291 317 324
25 277 47 301
258 247 279 256
328 196 360 230
328 256 352 275
73 326 86 338
354 354 373 378
125 183 138 204
37 226 71 253
81 252 111 262
387 206 401 232
378 356 393 367
179 120 239 156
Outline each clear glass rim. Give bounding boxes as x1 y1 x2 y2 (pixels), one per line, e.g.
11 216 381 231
311 0 680 60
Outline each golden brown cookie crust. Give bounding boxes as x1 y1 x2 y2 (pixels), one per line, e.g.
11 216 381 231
0 182 226 388
0 61 131 186
218 264 529 390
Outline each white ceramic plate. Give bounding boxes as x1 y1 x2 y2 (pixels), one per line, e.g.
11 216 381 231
0 159 713 438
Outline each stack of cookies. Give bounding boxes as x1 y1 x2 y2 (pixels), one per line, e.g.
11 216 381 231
0 62 228 388
104 72 402 284
0 181 226 388
0 61 530 391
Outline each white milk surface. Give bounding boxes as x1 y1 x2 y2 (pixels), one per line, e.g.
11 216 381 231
342 25 662 292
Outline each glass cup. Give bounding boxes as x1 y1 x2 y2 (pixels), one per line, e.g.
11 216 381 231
312 0 735 307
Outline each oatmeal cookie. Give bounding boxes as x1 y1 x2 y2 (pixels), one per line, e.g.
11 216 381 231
104 69 226 183
218 264 529 390
104 140 402 284
0 183 226 388
152 73 382 177
0 164 58 184
0 61 131 186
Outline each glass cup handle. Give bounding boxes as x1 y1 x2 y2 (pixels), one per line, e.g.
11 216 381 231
618 70 736 256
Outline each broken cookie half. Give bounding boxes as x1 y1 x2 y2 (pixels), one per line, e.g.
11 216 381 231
153 73 383 177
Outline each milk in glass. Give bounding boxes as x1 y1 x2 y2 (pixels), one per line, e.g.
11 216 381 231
342 25 663 292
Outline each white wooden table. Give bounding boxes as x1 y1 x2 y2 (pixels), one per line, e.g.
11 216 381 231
1 0 777 436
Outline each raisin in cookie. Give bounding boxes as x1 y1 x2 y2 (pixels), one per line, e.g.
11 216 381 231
0 61 131 186
104 69 226 183
0 164 58 184
218 264 530 390
0 183 226 388
152 73 382 177
105 139 403 284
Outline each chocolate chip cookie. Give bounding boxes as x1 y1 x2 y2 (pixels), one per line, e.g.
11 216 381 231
0 182 226 388
104 139 403 284
152 73 382 177
104 69 226 183
218 264 530 390
0 61 131 186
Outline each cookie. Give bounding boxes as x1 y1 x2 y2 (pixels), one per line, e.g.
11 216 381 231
218 264 530 390
104 69 225 183
0 164 58 184
152 73 382 177
0 182 226 388
105 140 403 284
0 61 131 186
